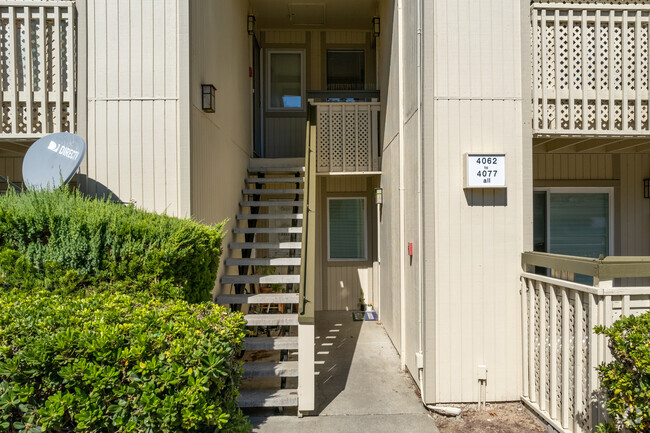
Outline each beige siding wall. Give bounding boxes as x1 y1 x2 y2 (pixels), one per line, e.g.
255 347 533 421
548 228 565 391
0 155 24 191
420 0 530 404
317 175 379 311
189 0 251 288
84 0 190 217
534 154 615 180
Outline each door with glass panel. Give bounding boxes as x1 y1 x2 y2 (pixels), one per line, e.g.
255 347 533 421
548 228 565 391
533 189 612 283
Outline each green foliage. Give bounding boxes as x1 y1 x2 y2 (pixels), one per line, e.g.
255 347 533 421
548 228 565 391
595 312 650 432
0 290 250 433
0 189 225 303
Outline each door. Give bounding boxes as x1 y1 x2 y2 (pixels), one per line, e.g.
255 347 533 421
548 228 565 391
253 36 262 157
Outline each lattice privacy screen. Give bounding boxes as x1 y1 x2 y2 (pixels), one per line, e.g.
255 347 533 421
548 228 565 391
315 103 380 173
533 4 650 134
0 3 76 137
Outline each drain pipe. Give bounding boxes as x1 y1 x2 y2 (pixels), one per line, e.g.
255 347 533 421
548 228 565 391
414 0 461 420
397 0 407 370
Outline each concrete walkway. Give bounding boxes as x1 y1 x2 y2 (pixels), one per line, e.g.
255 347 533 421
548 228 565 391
249 311 440 432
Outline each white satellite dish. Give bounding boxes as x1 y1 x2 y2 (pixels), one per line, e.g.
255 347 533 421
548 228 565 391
22 132 86 191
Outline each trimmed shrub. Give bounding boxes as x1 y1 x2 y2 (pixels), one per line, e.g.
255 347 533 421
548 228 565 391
595 312 650 432
0 290 249 433
0 189 225 303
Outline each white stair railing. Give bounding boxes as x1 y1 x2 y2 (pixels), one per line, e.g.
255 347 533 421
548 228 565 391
1 2 76 139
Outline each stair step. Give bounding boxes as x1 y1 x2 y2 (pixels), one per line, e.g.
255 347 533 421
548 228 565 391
245 177 304 184
236 213 303 220
243 361 298 378
232 227 302 234
221 275 301 285
244 313 299 326
243 189 303 195
238 389 298 408
240 201 303 207
248 166 305 174
225 258 301 266
218 293 300 304
230 242 302 250
243 336 299 350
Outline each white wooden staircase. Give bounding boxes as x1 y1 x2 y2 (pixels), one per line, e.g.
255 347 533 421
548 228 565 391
218 158 306 410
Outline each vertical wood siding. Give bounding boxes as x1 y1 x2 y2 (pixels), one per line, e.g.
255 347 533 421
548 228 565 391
422 0 527 403
534 154 614 180
85 0 188 216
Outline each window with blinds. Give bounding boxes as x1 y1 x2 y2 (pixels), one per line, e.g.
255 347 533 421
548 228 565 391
328 198 367 260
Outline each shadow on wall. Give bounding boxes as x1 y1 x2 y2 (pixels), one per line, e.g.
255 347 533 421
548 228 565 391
464 188 508 207
75 174 124 204
314 310 363 414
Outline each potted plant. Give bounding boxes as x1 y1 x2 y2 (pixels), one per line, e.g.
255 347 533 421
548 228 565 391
358 297 366 311
255 265 277 293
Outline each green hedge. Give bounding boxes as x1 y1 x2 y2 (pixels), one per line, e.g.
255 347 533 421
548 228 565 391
0 290 249 433
596 312 650 432
0 189 224 303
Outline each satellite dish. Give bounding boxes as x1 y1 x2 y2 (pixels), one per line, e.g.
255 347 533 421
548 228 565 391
22 132 86 191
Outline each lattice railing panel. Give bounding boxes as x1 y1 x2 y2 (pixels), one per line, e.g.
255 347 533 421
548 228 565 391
312 102 380 173
533 4 650 135
0 2 75 138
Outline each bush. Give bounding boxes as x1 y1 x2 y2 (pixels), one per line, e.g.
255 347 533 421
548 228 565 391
0 189 225 303
0 290 249 432
595 312 650 432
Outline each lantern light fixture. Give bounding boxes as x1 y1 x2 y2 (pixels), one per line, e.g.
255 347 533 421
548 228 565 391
644 178 649 199
201 84 216 113
247 15 256 35
372 17 380 37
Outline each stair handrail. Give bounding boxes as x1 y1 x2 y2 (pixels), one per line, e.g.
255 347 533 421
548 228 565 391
298 104 317 324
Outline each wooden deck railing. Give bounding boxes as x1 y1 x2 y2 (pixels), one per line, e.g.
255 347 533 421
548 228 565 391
532 3 650 135
1 3 76 139
308 98 380 174
521 252 650 433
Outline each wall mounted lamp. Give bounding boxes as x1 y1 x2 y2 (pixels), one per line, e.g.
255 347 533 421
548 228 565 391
201 84 216 113
644 178 649 199
372 17 380 37
375 187 383 205
247 15 256 35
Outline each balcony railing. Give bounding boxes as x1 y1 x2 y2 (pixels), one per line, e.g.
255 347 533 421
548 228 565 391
532 3 650 135
308 91 380 174
521 252 650 433
0 2 76 139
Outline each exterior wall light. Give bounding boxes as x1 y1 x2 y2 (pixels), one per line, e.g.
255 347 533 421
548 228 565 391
375 187 383 205
644 178 650 199
247 15 256 35
201 84 216 113
372 17 380 37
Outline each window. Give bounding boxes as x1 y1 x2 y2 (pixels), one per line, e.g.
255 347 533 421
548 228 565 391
267 50 305 110
328 198 367 260
326 50 365 92
534 188 613 283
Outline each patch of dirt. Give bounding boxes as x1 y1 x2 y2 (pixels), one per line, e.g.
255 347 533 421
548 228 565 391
431 402 548 433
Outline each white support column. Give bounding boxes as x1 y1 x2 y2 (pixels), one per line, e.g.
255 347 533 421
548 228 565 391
298 323 315 414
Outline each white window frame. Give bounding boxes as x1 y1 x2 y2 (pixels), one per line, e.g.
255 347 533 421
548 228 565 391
534 187 614 256
327 197 367 262
266 49 306 112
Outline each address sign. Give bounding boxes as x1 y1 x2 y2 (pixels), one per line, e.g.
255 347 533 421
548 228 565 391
464 154 506 188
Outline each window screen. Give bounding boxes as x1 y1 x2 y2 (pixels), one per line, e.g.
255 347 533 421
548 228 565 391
328 198 366 260
269 52 303 109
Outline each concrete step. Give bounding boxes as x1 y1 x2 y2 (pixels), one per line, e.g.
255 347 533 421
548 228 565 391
232 227 302 235
243 189 303 195
244 313 299 326
238 389 298 408
236 213 303 220
243 336 299 351
230 242 302 250
245 177 304 184
224 257 301 266
240 201 303 207
221 275 301 285
243 361 298 378
217 293 300 304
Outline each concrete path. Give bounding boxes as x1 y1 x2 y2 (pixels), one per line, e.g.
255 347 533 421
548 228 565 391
249 311 439 432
